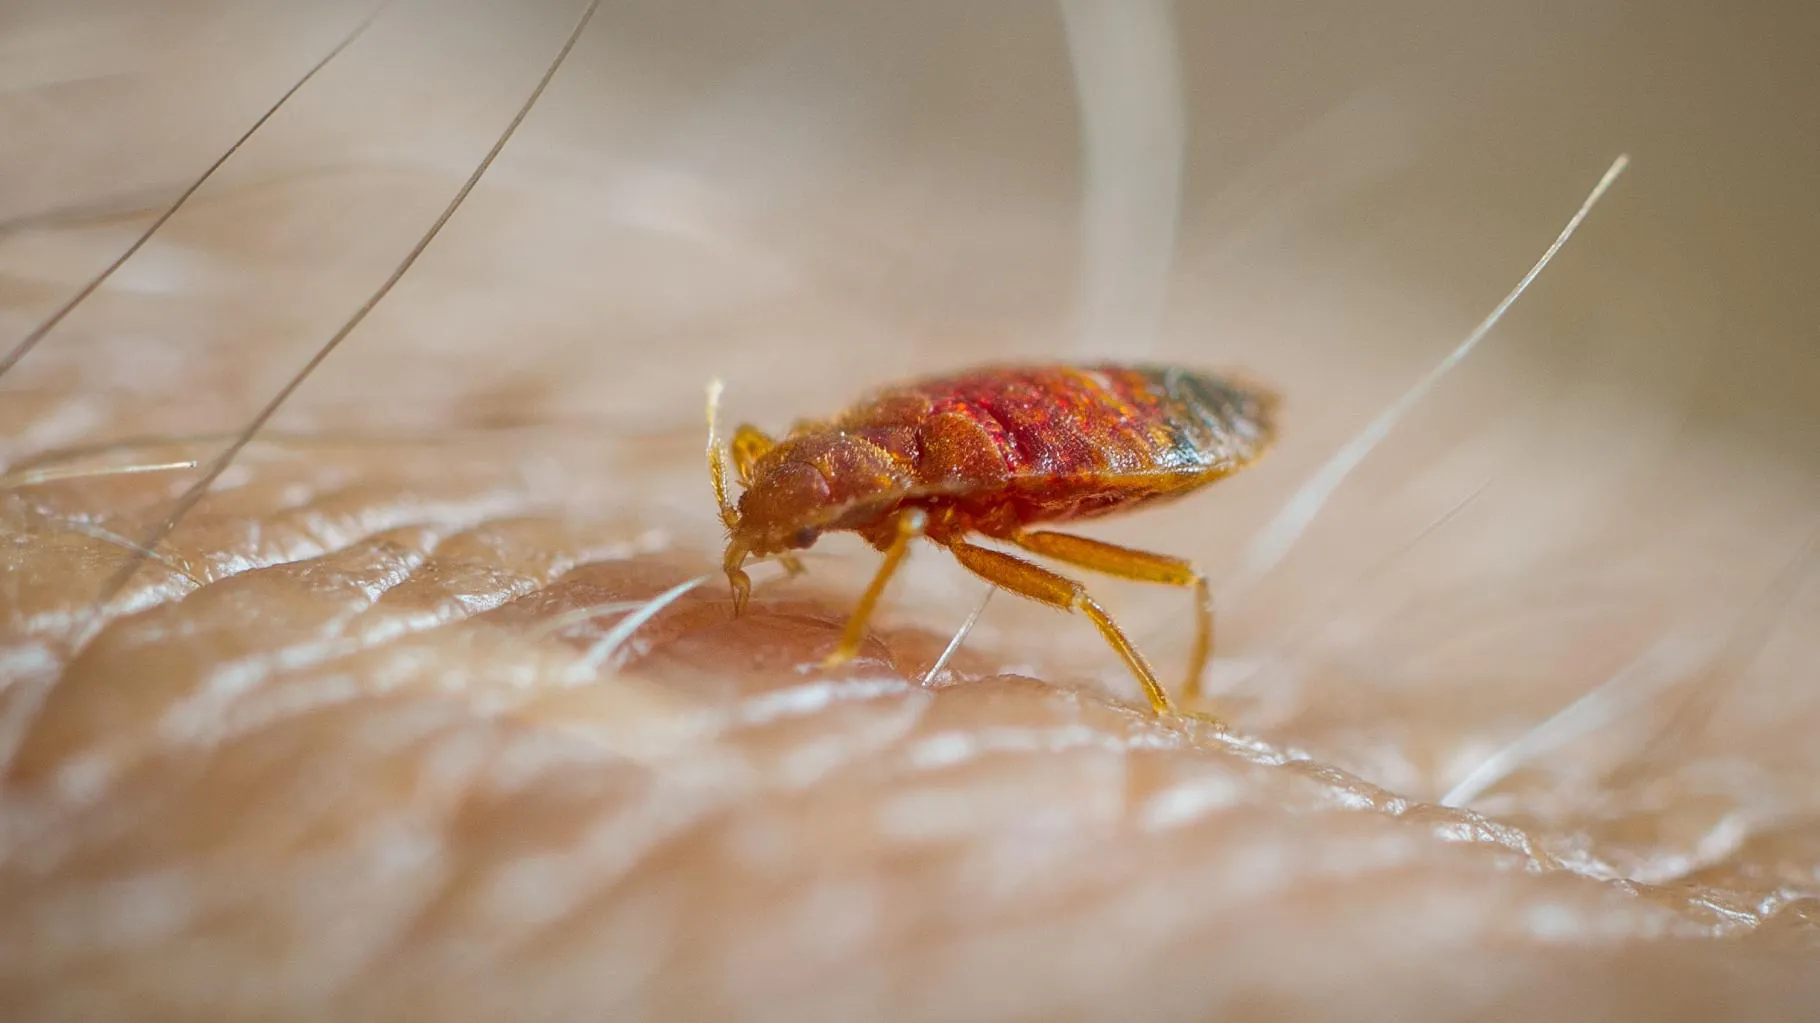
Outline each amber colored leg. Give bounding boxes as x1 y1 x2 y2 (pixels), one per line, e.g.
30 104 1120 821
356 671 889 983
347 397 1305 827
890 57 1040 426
944 540 1177 716
823 508 928 668
1011 530 1215 701
729 424 775 485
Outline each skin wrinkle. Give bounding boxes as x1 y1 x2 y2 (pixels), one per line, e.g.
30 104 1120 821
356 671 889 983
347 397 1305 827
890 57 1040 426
422 778 698 972
73 440 649 609
573 646 1805 936
247 534 678 722
149 532 458 746
45 518 208 589
351 695 945 1000
4 460 522 645
5 507 679 780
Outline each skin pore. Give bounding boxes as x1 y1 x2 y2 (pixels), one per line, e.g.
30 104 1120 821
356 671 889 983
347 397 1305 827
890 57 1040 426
3 1 1820 1019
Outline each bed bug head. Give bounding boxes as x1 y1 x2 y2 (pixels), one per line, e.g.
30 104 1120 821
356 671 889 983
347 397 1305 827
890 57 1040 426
707 380 829 614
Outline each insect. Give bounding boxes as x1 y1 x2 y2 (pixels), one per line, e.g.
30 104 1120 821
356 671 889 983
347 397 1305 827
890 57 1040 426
707 362 1278 717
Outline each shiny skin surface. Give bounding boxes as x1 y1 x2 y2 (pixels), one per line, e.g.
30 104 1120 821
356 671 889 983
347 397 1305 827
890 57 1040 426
714 362 1278 718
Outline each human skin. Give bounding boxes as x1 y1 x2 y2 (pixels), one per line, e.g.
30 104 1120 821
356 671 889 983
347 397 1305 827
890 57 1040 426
2 2 1819 1020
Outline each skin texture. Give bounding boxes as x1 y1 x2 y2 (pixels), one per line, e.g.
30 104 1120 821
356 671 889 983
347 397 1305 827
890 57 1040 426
3 2 1820 1021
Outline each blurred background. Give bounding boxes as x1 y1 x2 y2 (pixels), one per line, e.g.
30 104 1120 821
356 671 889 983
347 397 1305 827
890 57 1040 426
2 0 1818 1016
5 0 1815 772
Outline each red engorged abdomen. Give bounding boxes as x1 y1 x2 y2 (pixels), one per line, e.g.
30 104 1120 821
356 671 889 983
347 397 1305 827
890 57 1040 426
822 363 1276 531
911 364 1265 473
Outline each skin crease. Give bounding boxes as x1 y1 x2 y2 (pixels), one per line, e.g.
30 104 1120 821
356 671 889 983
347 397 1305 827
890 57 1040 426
3 1 1820 1021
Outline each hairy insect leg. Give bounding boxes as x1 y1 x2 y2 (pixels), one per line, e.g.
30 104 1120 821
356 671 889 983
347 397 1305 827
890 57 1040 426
1012 530 1214 701
730 424 777 485
823 508 928 668
944 540 1180 717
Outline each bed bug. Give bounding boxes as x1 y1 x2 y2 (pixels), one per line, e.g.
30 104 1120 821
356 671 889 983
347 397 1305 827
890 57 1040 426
707 363 1278 717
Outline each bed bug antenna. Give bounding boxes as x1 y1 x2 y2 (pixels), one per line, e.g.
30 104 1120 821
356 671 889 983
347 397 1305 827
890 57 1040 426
705 378 739 532
706 378 754 614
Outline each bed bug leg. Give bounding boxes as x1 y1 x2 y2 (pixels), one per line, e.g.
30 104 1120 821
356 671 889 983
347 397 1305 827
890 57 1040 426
944 540 1180 717
724 554 753 616
822 508 928 668
730 424 777 485
1010 530 1215 701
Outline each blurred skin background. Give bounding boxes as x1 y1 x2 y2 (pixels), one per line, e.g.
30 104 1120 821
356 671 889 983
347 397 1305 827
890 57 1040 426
1 0 1818 1019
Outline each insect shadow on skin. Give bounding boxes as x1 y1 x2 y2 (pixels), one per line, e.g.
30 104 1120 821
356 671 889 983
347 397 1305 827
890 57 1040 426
708 364 1280 721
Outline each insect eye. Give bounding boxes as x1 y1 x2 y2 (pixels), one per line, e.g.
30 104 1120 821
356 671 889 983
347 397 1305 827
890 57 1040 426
792 527 819 548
